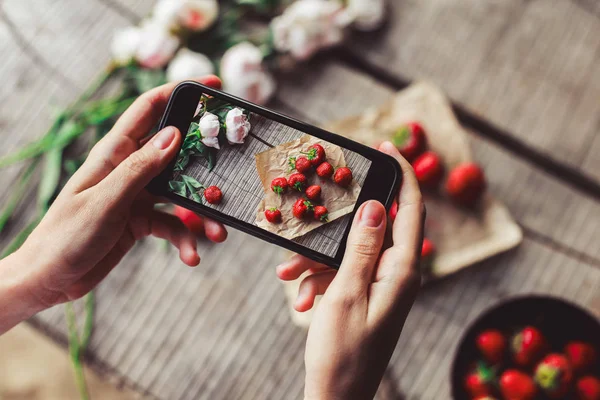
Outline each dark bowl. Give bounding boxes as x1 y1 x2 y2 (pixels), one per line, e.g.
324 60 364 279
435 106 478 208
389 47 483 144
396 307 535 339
451 296 600 400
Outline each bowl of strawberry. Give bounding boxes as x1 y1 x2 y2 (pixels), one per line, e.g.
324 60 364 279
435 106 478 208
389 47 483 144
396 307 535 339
451 296 600 400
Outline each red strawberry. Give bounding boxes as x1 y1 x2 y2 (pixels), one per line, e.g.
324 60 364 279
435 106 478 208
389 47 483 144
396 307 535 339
292 198 313 219
389 200 398 222
446 163 487 206
392 122 427 161
316 162 334 179
477 330 506 364
512 326 547 367
289 173 307 192
204 185 222 204
305 185 321 201
304 143 326 166
289 156 312 174
421 238 435 258
500 370 537 400
474 397 499 400
314 205 329 222
265 207 282 223
413 151 444 189
271 177 288 195
334 167 353 187
174 206 204 234
576 376 600 400
464 363 495 398
565 341 597 374
534 354 573 399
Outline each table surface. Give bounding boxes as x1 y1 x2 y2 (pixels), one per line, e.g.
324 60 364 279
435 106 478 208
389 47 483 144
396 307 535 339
1 1 599 399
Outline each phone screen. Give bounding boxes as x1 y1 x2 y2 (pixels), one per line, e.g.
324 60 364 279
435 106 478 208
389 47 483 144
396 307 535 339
166 92 373 259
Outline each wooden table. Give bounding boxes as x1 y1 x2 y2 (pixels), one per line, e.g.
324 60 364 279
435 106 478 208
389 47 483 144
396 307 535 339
1 1 599 399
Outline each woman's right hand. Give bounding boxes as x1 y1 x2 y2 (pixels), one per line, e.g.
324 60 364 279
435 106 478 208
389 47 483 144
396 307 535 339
277 142 424 400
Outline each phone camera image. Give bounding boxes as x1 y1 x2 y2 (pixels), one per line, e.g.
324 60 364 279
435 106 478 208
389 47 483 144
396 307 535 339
168 93 372 258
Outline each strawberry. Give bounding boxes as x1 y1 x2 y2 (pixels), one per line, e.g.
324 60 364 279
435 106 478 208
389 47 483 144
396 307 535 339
446 163 487 206
534 354 573 399
292 198 313 219
576 376 600 400
512 326 547 367
389 200 398 222
334 167 353 187
204 185 222 204
265 207 282 223
500 370 537 400
271 177 288 195
304 143 326 166
174 206 204 234
477 329 506 365
464 362 495 398
305 185 321 201
289 156 312 174
289 173 307 192
421 238 435 259
314 205 329 222
316 162 334 179
392 121 427 161
565 341 597 374
474 397 499 400
413 151 444 189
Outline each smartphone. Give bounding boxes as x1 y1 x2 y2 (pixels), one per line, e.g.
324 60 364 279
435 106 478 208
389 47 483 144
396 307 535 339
148 81 402 268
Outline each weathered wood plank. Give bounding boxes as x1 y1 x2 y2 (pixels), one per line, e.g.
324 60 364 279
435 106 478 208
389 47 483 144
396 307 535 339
275 60 600 261
346 0 600 180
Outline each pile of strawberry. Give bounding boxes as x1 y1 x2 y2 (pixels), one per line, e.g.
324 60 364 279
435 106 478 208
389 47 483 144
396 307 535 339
265 143 353 224
390 122 488 269
465 326 599 400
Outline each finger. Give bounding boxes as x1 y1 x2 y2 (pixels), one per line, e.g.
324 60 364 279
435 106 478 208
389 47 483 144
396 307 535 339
295 270 337 312
147 210 200 266
276 254 328 281
331 200 387 296
378 142 425 265
66 76 222 192
110 75 221 141
203 217 228 243
97 126 181 207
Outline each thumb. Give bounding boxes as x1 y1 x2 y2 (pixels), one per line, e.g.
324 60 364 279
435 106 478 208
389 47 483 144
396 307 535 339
99 126 181 205
332 200 387 295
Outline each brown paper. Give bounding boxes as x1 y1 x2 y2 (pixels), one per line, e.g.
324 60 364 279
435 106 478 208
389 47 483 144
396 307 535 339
254 135 361 239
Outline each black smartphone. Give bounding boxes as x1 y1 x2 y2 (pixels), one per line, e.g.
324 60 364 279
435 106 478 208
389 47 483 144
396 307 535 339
148 81 402 268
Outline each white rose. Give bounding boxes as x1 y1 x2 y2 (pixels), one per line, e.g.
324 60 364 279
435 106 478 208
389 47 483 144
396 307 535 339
111 26 142 65
225 108 251 145
271 0 350 60
199 112 220 149
166 49 214 82
347 0 386 31
220 42 276 105
135 20 180 69
153 0 218 32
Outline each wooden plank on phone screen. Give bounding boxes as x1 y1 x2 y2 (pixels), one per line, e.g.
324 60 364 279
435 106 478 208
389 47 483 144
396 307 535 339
274 60 600 262
344 0 600 181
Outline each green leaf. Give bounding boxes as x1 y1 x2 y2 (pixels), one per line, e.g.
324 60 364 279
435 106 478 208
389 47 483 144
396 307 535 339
207 149 217 171
174 154 190 171
169 180 187 197
37 148 63 212
127 67 166 94
181 175 204 190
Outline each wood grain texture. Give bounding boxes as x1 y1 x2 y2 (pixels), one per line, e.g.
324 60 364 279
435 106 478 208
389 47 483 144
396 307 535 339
346 0 600 180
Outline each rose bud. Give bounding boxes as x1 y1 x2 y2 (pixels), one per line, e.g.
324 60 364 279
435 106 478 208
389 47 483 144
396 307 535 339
347 0 386 31
111 26 142 66
153 0 219 32
166 49 215 82
134 20 180 69
220 42 276 105
198 112 220 149
225 108 251 145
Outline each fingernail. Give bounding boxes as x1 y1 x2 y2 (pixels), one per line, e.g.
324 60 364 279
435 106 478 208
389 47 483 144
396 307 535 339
153 127 177 150
360 201 384 227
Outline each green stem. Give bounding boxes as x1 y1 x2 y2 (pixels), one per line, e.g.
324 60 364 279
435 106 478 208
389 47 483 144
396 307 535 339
80 292 95 352
65 301 90 400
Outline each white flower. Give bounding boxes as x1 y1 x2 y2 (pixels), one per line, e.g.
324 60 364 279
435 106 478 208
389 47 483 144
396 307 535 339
166 49 214 82
153 0 218 32
220 42 276 105
225 108 251 145
111 26 142 65
134 20 180 69
199 112 220 149
347 0 386 31
270 0 351 60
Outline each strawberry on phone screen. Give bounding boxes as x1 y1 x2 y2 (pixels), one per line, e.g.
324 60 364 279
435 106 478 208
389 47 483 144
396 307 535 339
289 173 307 192
292 198 313 219
289 156 312 174
271 177 288 195
316 162 334 179
204 185 222 204
304 143 326 166
334 167 353 187
305 185 321 201
314 205 329 222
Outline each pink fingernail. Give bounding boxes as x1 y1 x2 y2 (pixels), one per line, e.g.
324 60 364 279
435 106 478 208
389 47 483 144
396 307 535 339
153 127 176 150
360 201 384 227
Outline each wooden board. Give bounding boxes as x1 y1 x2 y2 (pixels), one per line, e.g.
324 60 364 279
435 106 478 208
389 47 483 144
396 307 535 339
345 0 600 181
